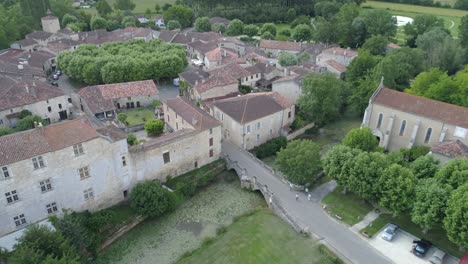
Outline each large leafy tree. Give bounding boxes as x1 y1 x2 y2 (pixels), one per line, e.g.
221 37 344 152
435 158 468 190
275 140 322 185
404 14 445 47
163 5 193 28
90 15 108 30
411 178 451 231
322 145 362 192
226 19 244 36
259 23 277 36
410 155 440 179
361 9 397 38
278 52 298 66
19 0 50 23
131 180 177 217
243 24 259 37
314 17 339 44
96 0 112 16
298 73 349 125
345 50 381 84
342 127 379 152
378 164 417 216
314 1 341 19
293 24 313 41
444 183 468 249
335 3 361 47
194 16 211 32
361 35 388 56
347 73 380 114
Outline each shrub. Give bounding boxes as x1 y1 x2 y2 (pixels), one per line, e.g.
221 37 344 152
16 115 44 131
252 136 287 159
118 113 128 123
130 180 176 217
19 109 32 119
291 116 306 130
144 119 164 137
400 146 430 162
0 128 14 137
239 85 252 94
127 134 138 146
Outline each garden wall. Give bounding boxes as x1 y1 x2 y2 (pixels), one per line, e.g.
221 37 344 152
287 123 315 141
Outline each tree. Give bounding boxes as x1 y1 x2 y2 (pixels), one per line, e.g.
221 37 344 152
348 151 389 201
194 16 211 32
130 180 177 217
314 1 341 19
297 52 310 63
155 4 161 13
19 109 32 119
211 22 225 33
16 115 44 131
361 9 397 38
278 52 298 66
10 225 80 264
314 17 339 44
278 28 291 37
163 5 193 28
404 14 445 47
144 119 164 137
460 15 468 48
0 127 14 137
335 3 361 47
411 178 451 232
444 183 468 249
342 127 379 152
259 23 276 36
243 24 259 37
292 24 313 41
455 0 468 10
113 0 135 11
165 20 180 30
345 50 381 84
361 35 388 56
96 0 112 16
298 73 348 125
410 155 440 179
117 113 127 124
127 133 138 146
348 73 380 113
322 145 362 191
378 164 417 216
435 158 468 190
90 16 108 30
286 8 296 22
61 14 78 28
416 28 465 74
121 16 137 27
291 15 310 28
260 31 275 40
19 0 50 23
226 19 244 36
275 140 322 185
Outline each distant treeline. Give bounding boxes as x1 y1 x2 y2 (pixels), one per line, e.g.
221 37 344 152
374 0 468 10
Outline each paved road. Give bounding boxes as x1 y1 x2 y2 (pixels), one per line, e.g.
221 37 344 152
222 142 393 264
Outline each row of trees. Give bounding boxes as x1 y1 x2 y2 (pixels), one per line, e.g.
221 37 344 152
375 0 468 10
57 40 187 85
323 128 468 249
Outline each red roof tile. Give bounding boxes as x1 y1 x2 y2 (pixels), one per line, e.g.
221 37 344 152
259 40 301 51
165 97 220 131
432 140 468 158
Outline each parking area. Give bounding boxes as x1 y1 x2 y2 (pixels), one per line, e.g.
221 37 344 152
369 225 459 264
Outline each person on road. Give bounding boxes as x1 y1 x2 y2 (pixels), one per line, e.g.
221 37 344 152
308 193 312 201
295 194 299 201
305 187 309 193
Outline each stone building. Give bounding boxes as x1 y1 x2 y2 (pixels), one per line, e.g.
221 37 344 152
0 119 129 237
79 80 159 120
0 77 71 127
41 10 60 34
210 92 295 150
316 47 357 78
259 39 302 57
362 82 468 154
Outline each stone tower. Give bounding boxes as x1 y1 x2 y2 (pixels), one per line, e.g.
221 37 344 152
41 9 60 33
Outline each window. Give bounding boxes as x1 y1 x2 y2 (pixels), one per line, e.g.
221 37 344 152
79 166 90 180
47 106 52 112
73 143 84 156
163 152 170 164
256 134 260 142
194 161 198 168
46 202 58 214
167 115 170 122
39 179 53 192
83 188 94 200
1 166 10 179
424 128 432 143
399 120 406 136
221 113 224 121
0 119 3 124
122 156 127 167
58 104 62 109
246 125 251 134
288 111 291 118
209 138 213 146
209 149 214 157
5 190 19 204
256 73 259 78
13 214 26 227
32 156 45 169
209 128 213 135
377 113 383 129
256 122 261 130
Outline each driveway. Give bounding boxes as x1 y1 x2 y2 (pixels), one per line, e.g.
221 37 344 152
157 81 179 100
370 226 459 264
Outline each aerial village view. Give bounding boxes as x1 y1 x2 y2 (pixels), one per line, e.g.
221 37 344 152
0 0 467 263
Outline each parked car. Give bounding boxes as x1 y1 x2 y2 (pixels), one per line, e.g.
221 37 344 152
381 224 398 241
51 81 59 87
412 239 432 257
429 249 446 264
52 74 59 80
55 70 62 76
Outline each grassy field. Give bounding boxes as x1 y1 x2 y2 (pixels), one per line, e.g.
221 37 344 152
178 210 342 264
322 186 374 226
360 213 463 258
363 1 468 37
106 0 175 14
124 108 155 126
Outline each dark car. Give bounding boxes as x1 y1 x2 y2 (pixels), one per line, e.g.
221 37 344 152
412 239 432 257
51 81 59 87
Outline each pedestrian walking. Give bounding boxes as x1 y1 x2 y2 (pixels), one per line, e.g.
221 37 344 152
308 193 312 201
289 183 293 191
305 187 309 193
295 194 299 201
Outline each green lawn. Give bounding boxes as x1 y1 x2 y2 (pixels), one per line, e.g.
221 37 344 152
322 186 374 226
124 108 155 127
106 0 176 14
178 210 342 264
360 214 463 258
363 1 468 37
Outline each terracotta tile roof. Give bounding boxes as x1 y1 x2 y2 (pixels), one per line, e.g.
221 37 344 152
79 80 158 114
96 125 128 142
321 47 358 57
259 40 301 51
432 140 468 158
179 69 210 86
205 47 239 63
193 72 238 93
373 87 468 128
324 59 347 73
209 62 250 80
13 38 38 47
26 31 53 41
159 30 178 42
213 92 292 124
0 77 65 111
165 97 220 131
0 119 100 167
